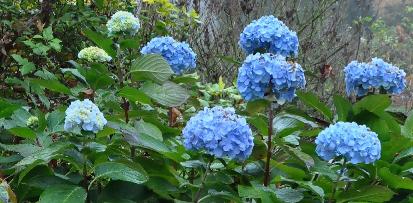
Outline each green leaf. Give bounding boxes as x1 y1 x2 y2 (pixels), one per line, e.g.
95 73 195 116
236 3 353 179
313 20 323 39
402 110 413 137
11 54 36 75
247 115 268 135
0 143 41 157
61 68 87 83
96 126 116 138
0 100 20 118
83 29 116 57
30 79 71 94
140 81 189 107
336 185 395 203
8 127 36 139
77 63 114 90
379 167 413 190
135 120 163 141
91 162 148 186
246 99 270 115
47 110 65 133
394 147 413 162
353 94 391 114
118 86 152 105
284 146 314 169
296 91 333 121
42 26 54 41
119 39 140 49
39 184 87 203
333 94 352 121
15 142 69 167
130 54 174 83
238 185 279 202
274 187 303 203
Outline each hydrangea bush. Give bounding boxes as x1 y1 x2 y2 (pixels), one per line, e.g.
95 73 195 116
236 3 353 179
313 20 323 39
140 36 197 74
182 106 254 161
344 57 406 96
64 99 107 133
315 122 381 164
237 53 305 102
239 15 299 56
78 46 112 63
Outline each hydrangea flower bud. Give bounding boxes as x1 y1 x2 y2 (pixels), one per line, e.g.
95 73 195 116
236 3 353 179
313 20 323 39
239 15 299 56
64 99 107 133
26 116 39 127
315 122 381 164
237 53 305 102
140 36 197 75
78 46 112 63
344 57 406 97
182 106 254 161
106 11 140 36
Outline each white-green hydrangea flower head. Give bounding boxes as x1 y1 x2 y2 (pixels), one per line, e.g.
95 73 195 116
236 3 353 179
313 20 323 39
78 46 112 63
106 11 140 36
26 116 39 127
64 99 107 133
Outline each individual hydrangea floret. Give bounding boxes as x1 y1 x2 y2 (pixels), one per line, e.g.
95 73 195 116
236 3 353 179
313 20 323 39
315 122 381 164
237 53 306 102
64 99 107 133
106 11 140 36
239 15 299 56
182 106 254 161
140 36 197 75
78 46 112 63
344 58 406 97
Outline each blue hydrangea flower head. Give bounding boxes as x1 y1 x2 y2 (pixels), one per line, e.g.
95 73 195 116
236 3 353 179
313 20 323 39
64 99 107 133
182 106 254 161
239 15 299 56
237 53 306 102
106 11 140 36
140 36 197 75
344 58 406 97
315 122 381 164
78 46 112 63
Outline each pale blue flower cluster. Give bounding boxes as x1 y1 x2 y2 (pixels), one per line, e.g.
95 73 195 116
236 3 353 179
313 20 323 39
239 15 299 57
64 99 107 133
344 58 406 97
315 122 381 164
182 106 254 161
237 53 305 102
106 11 140 36
140 36 197 75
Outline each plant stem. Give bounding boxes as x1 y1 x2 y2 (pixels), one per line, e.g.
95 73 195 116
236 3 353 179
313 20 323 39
194 160 212 203
263 102 274 187
329 160 347 203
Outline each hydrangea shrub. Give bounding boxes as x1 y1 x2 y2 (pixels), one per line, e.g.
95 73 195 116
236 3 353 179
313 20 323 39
140 36 197 75
315 122 381 164
107 11 140 36
78 46 112 63
182 106 254 161
237 53 306 102
64 99 107 133
344 57 406 97
239 15 299 56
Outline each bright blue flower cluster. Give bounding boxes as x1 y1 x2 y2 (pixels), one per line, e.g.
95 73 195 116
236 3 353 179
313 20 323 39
315 122 381 164
140 36 197 75
237 53 305 102
239 15 299 57
64 99 107 133
344 58 406 97
106 11 140 36
182 106 254 161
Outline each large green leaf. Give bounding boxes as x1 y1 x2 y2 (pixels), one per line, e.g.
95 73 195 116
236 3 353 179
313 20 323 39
130 54 174 83
333 94 352 121
91 162 148 186
135 120 163 141
246 99 270 115
0 143 41 157
296 91 333 121
76 63 114 90
8 127 36 140
336 185 395 203
394 147 413 162
0 99 20 118
15 142 69 167
379 167 413 190
140 81 189 107
402 110 413 138
238 185 279 202
38 184 87 203
30 79 71 95
274 187 304 203
353 94 391 114
11 54 36 75
83 29 116 57
118 86 152 105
